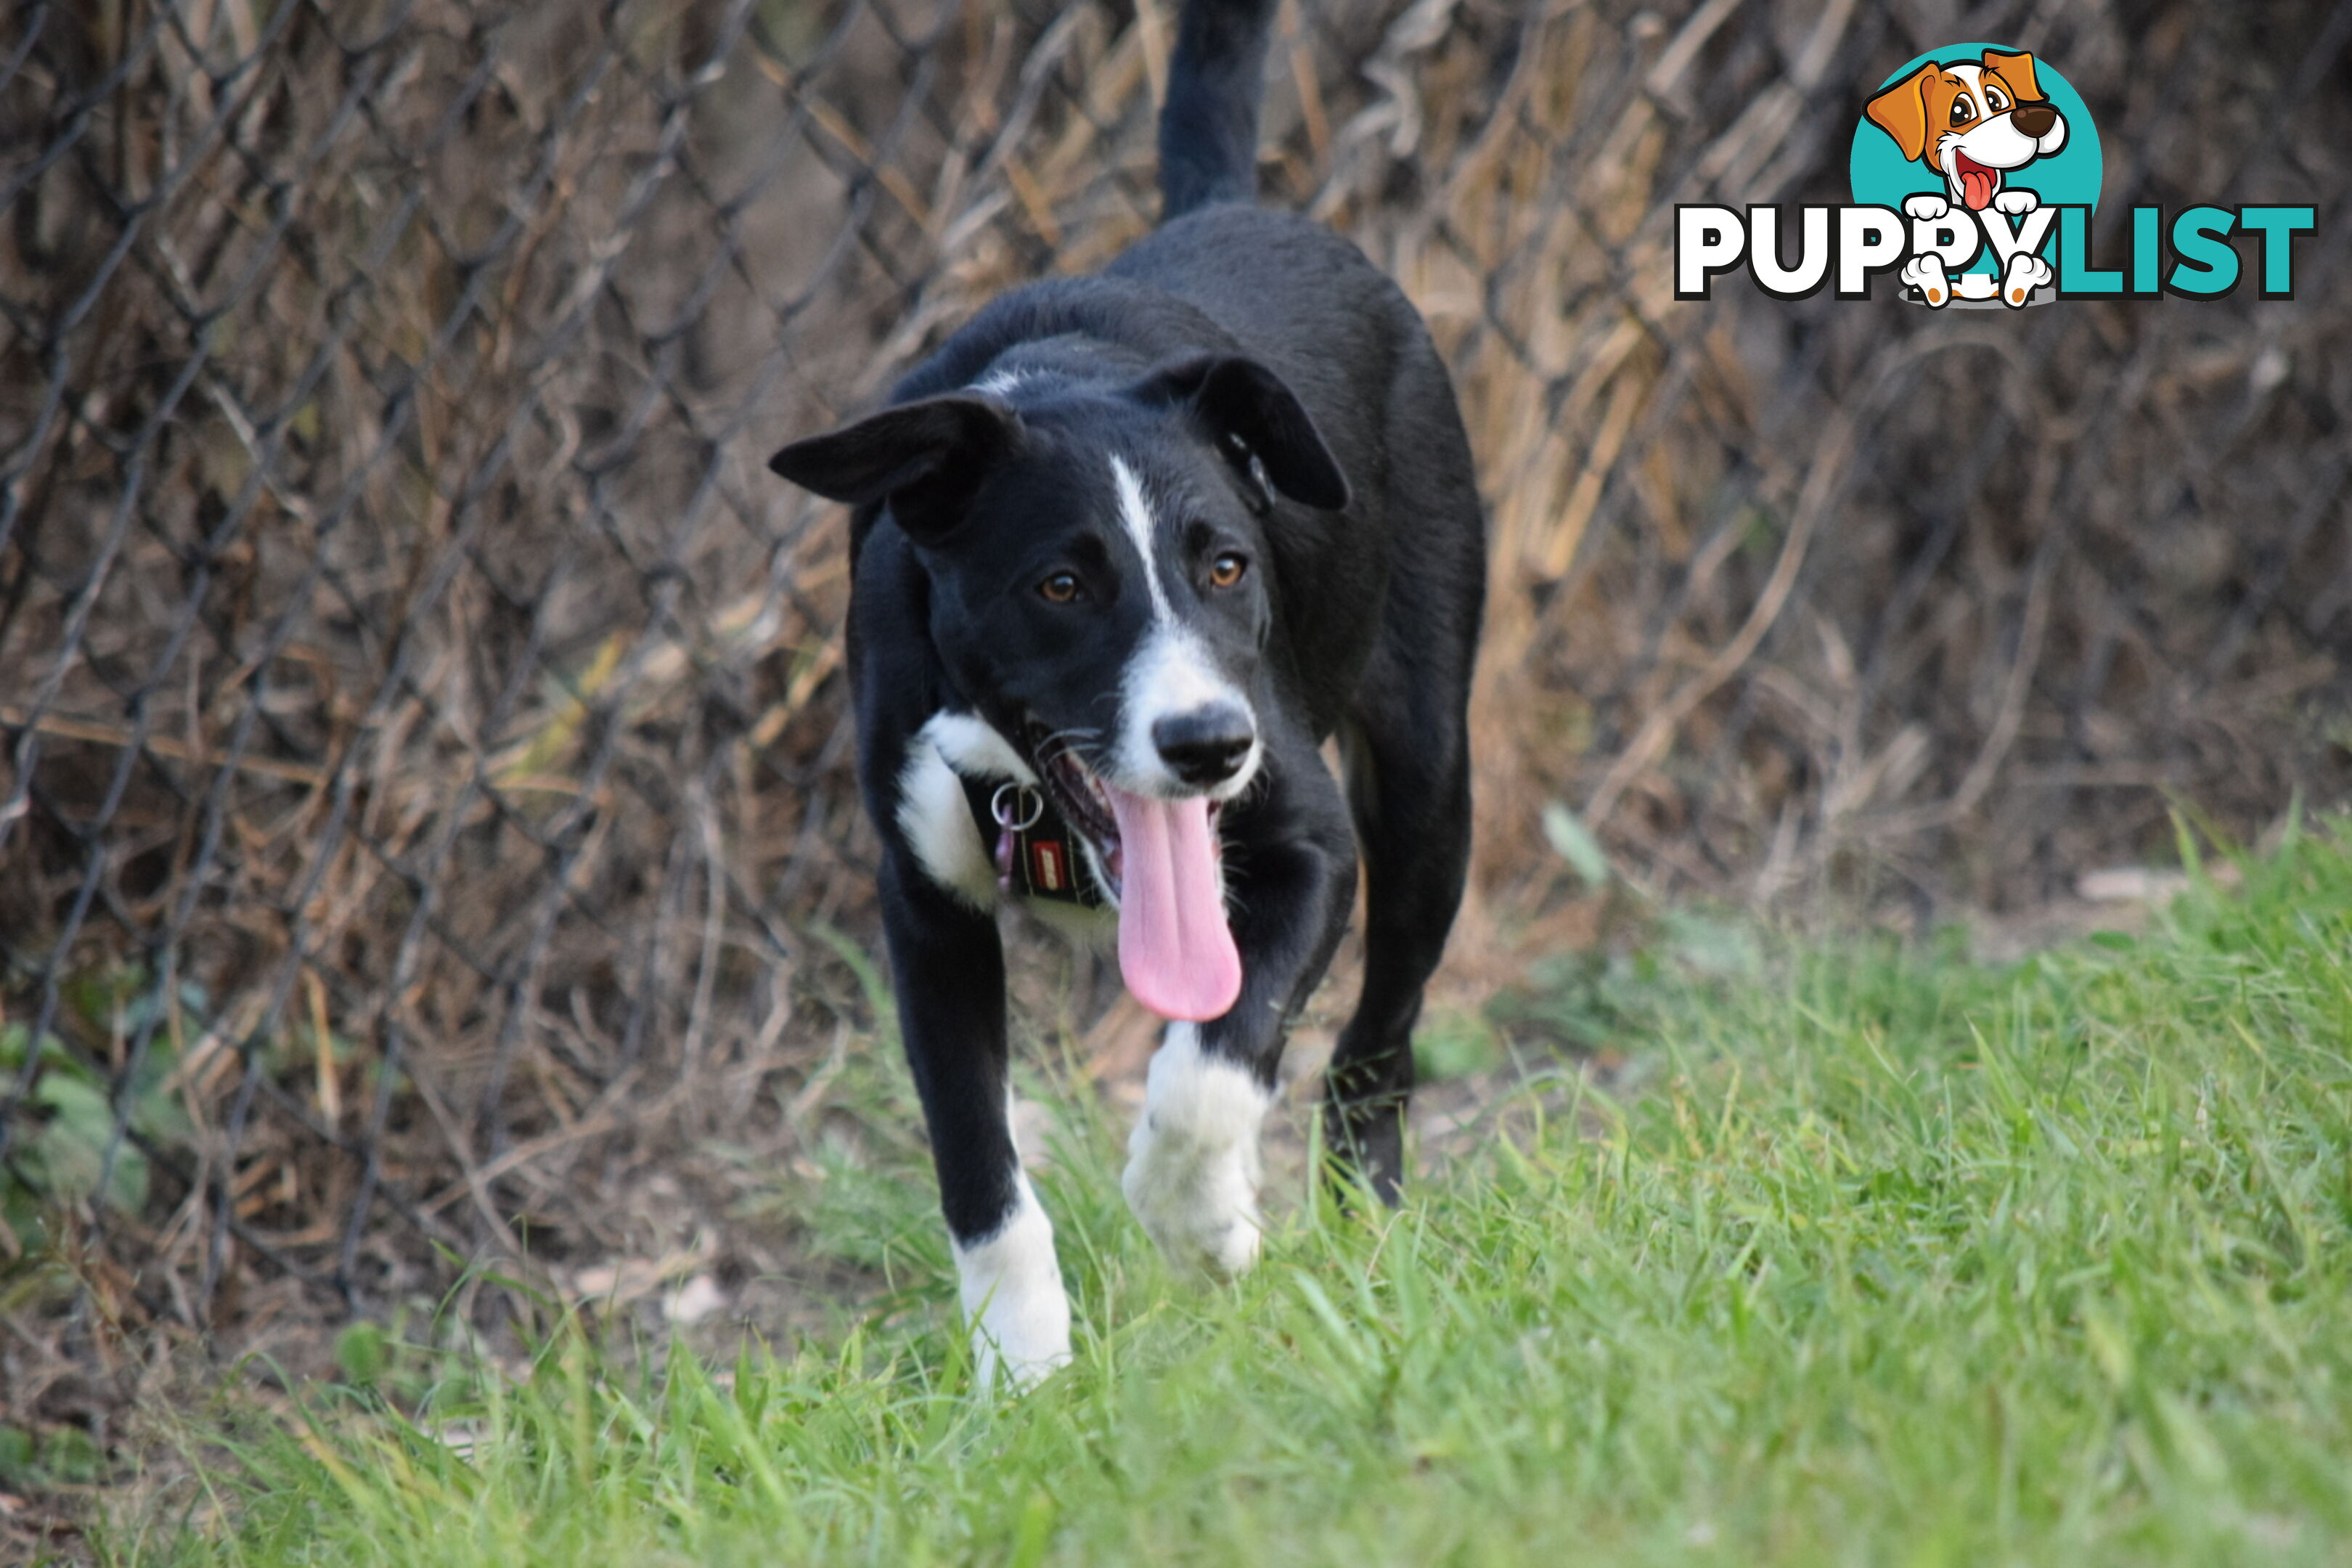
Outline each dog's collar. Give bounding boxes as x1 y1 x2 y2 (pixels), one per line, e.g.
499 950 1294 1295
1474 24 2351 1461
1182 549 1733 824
958 772 1108 907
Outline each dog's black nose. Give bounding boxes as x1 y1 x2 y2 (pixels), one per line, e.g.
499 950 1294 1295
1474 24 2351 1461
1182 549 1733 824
2010 102 2056 138
1153 703 1256 785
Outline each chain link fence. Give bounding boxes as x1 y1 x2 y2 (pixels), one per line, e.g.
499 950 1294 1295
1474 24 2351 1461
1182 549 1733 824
3 0 2348 1482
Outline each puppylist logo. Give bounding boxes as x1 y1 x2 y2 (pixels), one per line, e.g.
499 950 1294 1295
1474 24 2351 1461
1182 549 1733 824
1677 44 2315 308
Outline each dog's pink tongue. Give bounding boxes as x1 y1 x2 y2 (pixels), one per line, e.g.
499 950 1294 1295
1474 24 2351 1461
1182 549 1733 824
1961 167 1996 211
1107 787 1241 1021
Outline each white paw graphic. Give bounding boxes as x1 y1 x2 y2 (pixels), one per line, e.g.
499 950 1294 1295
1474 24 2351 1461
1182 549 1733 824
1900 253 1953 308
1993 189 2040 217
1903 193 1951 222
1999 251 2054 307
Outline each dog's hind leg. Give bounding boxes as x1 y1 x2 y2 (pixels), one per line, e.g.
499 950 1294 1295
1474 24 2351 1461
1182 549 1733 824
1325 699 1473 1204
875 854 1071 1389
1325 346 1483 1203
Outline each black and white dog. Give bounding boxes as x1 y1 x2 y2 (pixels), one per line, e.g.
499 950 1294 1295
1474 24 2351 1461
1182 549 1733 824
768 0 1483 1386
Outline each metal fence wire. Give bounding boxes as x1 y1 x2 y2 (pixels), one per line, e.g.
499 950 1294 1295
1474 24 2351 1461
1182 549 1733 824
2 0 2349 1365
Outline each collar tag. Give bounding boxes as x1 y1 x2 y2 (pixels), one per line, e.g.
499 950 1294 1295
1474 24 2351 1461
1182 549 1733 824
960 774 1108 907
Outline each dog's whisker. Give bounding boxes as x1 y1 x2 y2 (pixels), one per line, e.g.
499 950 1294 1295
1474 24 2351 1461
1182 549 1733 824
1032 727 1106 772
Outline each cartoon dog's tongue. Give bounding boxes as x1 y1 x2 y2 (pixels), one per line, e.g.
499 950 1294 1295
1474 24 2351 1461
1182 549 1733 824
1106 786 1241 1021
1958 158 1997 211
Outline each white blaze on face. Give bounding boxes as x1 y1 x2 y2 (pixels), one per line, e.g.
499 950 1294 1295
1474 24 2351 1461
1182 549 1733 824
1107 456 1260 801
1121 1022 1272 1279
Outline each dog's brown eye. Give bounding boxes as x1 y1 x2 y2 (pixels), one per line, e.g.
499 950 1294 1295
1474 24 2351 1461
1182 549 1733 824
1039 571 1082 604
1209 552 1248 589
1949 94 1975 126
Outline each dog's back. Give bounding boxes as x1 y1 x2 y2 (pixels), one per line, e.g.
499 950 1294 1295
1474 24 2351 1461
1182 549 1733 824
1117 0 1485 735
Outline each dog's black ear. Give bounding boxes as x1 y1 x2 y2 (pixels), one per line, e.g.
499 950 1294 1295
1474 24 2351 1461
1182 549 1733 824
767 395 1020 542
1137 356 1350 512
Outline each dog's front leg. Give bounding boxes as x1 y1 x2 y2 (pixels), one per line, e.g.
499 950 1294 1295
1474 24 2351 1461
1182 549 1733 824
1122 769 1356 1279
875 854 1071 1388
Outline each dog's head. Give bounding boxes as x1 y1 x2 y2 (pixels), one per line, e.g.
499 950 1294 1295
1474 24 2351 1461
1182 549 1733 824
1866 49 2067 212
771 355 1347 1014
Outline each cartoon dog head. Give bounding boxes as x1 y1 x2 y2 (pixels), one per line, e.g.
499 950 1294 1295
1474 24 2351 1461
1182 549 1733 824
1866 49 2067 212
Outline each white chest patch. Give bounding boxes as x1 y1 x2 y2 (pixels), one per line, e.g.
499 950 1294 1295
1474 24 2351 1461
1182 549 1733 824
1018 893 1119 949
895 714 1003 912
922 710 1035 783
1122 1022 1273 1279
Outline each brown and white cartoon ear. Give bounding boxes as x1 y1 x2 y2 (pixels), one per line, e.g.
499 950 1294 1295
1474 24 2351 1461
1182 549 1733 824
1865 62 1937 163
1980 49 2045 104
767 395 1021 542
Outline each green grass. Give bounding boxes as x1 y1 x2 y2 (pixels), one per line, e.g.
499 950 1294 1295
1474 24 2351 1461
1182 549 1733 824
118 825 2352 1564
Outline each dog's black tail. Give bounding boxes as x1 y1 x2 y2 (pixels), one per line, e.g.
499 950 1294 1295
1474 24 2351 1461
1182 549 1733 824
1158 0 1278 220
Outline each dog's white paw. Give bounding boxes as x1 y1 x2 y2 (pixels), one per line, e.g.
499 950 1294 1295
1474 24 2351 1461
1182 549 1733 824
1123 1025 1270 1281
1126 1155 1263 1278
1903 193 1951 222
1900 253 1954 308
1999 250 2054 307
954 1180 1073 1392
971 1307 1071 1392
1993 189 2040 217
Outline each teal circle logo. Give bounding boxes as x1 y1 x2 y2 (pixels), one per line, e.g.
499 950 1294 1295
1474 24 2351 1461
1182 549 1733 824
1849 44 2100 277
